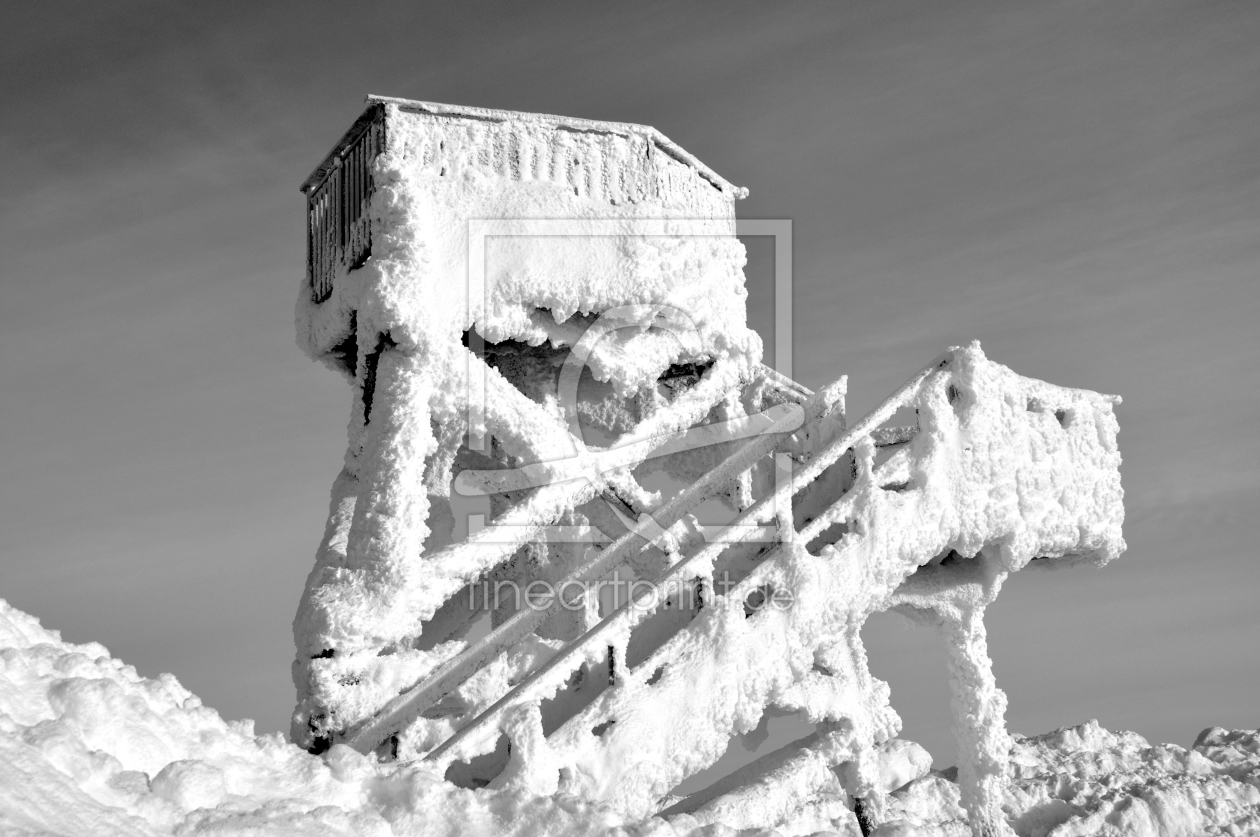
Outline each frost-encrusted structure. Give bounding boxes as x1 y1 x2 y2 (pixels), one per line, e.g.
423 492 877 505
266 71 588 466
290 97 1127 836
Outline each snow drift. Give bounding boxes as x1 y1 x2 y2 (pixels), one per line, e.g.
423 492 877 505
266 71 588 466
2 598 1257 837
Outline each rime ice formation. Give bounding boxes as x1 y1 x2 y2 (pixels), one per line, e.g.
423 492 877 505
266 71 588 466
286 98 1138 836
4 599 1259 837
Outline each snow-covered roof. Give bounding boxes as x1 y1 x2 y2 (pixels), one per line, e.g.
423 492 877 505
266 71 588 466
299 95 747 200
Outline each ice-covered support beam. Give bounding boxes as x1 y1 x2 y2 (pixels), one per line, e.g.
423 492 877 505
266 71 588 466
290 347 439 749
941 604 1013 837
344 349 434 574
292 348 437 670
888 550 1016 837
659 725 862 830
294 469 360 661
887 554 1017 837
314 349 436 652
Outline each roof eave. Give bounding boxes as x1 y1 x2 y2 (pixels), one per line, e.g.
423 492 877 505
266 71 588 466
300 95 747 200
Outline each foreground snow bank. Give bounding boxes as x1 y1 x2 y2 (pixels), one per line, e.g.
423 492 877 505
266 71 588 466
0 599 675 837
1010 723 1260 837
2 598 1257 837
886 722 1260 837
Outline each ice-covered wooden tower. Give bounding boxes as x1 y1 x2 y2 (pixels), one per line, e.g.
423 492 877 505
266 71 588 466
293 96 1125 836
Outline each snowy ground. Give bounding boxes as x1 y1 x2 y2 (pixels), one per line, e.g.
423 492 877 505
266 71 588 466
2 598 1257 837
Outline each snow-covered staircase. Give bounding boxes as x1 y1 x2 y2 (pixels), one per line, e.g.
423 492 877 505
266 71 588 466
311 344 1121 835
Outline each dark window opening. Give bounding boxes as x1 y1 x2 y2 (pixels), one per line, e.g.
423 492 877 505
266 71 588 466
329 312 358 378
361 333 397 424
659 359 715 387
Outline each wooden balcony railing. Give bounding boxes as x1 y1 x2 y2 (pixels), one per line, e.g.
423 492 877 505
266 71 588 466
303 106 385 303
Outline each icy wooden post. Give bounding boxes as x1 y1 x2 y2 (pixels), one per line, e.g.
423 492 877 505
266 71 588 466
942 605 1014 837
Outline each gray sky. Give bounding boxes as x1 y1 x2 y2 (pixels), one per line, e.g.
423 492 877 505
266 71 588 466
2 1 1256 768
